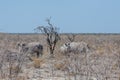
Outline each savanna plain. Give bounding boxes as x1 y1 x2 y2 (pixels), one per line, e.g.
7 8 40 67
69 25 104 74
0 33 120 80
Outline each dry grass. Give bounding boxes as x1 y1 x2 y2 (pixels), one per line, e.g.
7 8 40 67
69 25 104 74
54 60 68 71
32 57 45 68
0 33 120 80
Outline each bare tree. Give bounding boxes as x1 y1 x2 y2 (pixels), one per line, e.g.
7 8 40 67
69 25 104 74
35 18 60 57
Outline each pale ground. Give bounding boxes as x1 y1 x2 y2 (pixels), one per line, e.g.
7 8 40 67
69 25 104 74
0 33 120 80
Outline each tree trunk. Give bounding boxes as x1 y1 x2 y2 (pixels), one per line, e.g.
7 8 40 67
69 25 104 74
49 46 54 58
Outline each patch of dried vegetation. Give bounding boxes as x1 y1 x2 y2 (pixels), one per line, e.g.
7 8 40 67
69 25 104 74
0 33 120 80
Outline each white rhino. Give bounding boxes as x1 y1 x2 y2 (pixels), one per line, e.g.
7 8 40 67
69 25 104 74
60 41 89 54
17 42 43 57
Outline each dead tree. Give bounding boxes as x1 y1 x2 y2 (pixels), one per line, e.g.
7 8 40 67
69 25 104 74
35 18 60 56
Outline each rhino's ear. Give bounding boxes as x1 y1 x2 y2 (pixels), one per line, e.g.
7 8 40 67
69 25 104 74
17 43 23 47
68 43 70 45
17 43 21 46
65 43 68 46
65 43 70 46
22 43 26 47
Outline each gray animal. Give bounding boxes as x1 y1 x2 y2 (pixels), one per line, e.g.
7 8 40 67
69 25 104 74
17 42 43 57
60 41 89 54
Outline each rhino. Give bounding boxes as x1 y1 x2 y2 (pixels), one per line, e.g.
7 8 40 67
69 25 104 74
17 42 43 57
60 41 89 55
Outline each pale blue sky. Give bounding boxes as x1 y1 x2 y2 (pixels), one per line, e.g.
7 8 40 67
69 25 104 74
0 0 120 33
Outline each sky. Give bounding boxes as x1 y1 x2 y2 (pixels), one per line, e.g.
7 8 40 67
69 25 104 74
0 0 120 33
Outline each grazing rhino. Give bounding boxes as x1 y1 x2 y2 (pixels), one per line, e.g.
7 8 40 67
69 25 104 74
60 41 89 55
17 42 43 57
